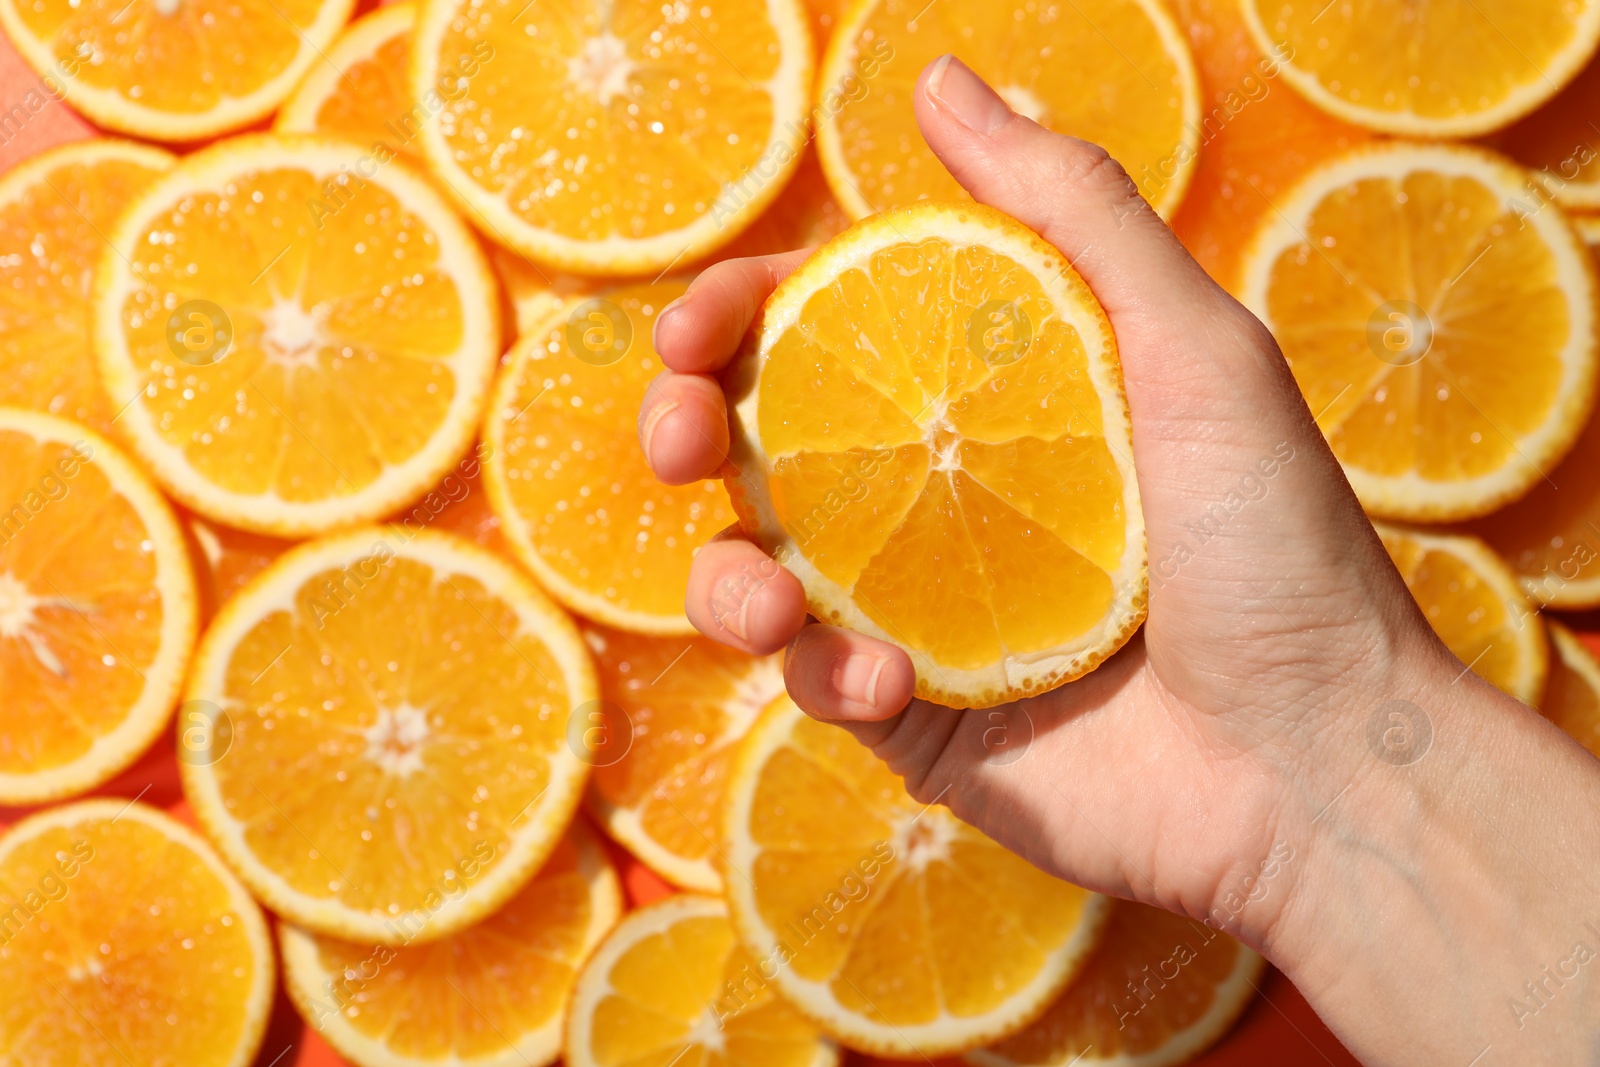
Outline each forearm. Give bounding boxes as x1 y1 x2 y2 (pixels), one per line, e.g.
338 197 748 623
1265 645 1600 1066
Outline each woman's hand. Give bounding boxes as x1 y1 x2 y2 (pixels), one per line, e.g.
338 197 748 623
640 55 1600 1066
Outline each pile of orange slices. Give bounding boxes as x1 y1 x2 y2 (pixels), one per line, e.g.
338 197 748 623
5 0 1600 1065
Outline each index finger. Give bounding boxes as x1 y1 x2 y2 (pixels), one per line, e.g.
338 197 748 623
652 248 812 373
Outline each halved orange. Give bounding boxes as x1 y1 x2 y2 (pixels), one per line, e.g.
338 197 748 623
724 203 1146 708
1378 523 1547 704
723 695 1110 1054
583 625 784 892
0 799 274 1067
1240 0 1600 137
1542 622 1600 758
968 902 1264 1067
0 138 172 431
484 279 737 635
411 0 815 275
180 527 595 944
0 409 197 806
815 0 1200 220
565 893 841 1067
277 3 422 164
281 819 622 1067
0 0 354 141
94 133 502 538
1239 143 1599 522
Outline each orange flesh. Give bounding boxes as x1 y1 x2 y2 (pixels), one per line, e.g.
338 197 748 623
758 238 1124 669
314 30 423 166
1542 629 1600 758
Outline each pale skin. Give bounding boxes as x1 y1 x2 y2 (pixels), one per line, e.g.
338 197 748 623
638 55 1600 1067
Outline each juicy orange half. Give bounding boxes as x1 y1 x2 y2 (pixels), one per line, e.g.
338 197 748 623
725 203 1146 708
180 527 595 944
722 695 1109 1055
0 0 354 141
0 409 197 806
565 894 841 1067
411 0 815 274
94 133 502 538
281 819 622 1067
1239 143 1599 522
0 799 274 1067
1542 622 1600 759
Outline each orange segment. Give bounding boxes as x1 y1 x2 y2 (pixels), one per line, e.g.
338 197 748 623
564 894 840 1067
1241 0 1600 137
180 528 596 944
94 133 502 537
815 0 1199 219
485 280 737 634
0 0 353 141
1378 524 1547 705
1541 622 1600 759
281 820 622 1067
1239 144 1599 522
0 800 274 1067
0 139 172 432
968 902 1264 1067
725 204 1145 708
411 0 815 274
583 625 784 891
722 695 1109 1054
0 410 196 806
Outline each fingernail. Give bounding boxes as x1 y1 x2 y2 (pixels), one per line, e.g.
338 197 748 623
925 55 1012 135
639 398 682 468
833 653 889 708
652 298 686 354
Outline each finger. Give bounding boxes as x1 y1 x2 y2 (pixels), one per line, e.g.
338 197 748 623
639 371 729 484
685 535 808 654
652 249 812 374
782 623 916 726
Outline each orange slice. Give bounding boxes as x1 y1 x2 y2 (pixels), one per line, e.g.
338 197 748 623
723 695 1110 1054
1377 523 1547 705
815 0 1199 220
180 527 595 944
1238 143 1599 522
724 203 1146 708
0 410 196 806
410 0 814 275
582 625 784 891
0 138 173 432
281 819 622 1067
276 3 422 164
484 279 737 635
1494 54 1600 211
94 132 502 538
1541 622 1600 758
1240 0 1600 137
968 902 1264 1067
565 893 841 1067
0 0 353 141
0 799 274 1067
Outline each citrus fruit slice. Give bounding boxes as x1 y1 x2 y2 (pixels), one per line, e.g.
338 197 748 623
0 799 274 1067
1494 55 1600 211
1377 523 1547 704
815 0 1200 220
565 893 841 1067
723 694 1110 1054
1541 622 1600 758
281 819 622 1067
583 625 784 891
1238 143 1599 523
180 527 595 944
0 0 353 141
0 409 197 806
410 0 815 275
967 901 1264 1067
1240 0 1600 138
277 3 422 164
0 138 173 432
724 203 1146 708
94 133 502 538
484 279 737 635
